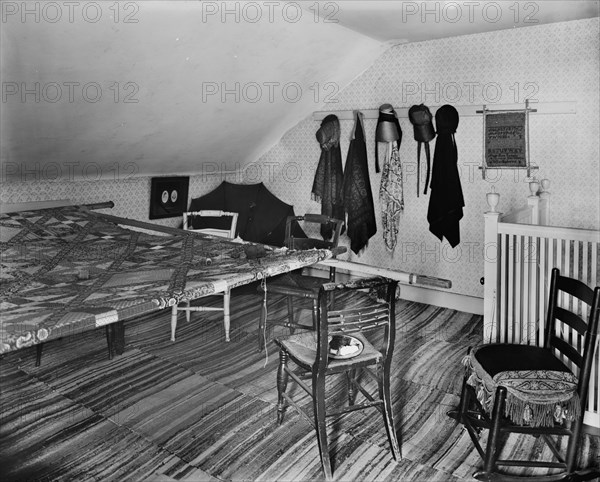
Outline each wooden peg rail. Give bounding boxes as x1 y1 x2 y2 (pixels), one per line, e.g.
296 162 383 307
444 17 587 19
313 101 576 121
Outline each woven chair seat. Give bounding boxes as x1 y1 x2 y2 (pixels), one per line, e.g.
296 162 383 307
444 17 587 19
276 331 381 369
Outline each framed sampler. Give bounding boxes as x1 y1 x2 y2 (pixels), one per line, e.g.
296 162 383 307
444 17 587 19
479 100 537 179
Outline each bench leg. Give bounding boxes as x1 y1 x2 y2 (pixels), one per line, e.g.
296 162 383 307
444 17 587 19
105 321 126 359
35 343 44 367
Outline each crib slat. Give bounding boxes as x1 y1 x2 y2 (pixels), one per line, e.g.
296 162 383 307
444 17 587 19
500 233 509 344
537 236 547 347
528 236 539 345
495 233 503 344
514 234 522 344
507 234 514 343
519 236 529 343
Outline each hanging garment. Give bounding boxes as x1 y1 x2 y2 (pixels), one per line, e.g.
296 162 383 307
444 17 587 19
379 142 404 251
375 103 402 173
376 104 404 251
312 114 345 240
427 105 464 248
342 112 377 254
408 104 436 196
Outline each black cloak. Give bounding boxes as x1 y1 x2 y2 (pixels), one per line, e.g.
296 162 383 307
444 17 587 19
427 105 464 248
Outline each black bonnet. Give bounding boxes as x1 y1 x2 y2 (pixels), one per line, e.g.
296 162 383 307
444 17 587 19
408 104 436 142
435 105 459 134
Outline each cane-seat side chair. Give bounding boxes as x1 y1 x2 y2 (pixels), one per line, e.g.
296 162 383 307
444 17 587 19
448 268 600 481
274 276 401 481
257 214 343 350
171 210 239 342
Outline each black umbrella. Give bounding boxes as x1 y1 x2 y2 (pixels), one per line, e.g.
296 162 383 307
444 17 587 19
188 181 305 247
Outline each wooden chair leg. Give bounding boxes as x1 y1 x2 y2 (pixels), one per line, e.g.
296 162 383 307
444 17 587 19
565 404 585 473
380 363 401 460
185 300 191 322
311 299 318 331
35 343 43 367
277 349 289 424
223 289 231 342
258 296 267 351
313 374 332 481
287 296 295 334
447 373 471 423
482 386 507 475
346 368 357 406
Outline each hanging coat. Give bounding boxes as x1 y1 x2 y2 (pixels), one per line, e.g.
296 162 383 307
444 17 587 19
342 112 377 254
312 114 345 240
427 105 464 248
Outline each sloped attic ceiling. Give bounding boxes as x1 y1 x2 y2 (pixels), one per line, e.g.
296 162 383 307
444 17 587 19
0 1 386 180
2 1 598 182
323 0 600 43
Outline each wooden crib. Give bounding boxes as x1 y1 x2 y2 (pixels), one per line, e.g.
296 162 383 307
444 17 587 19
483 179 600 430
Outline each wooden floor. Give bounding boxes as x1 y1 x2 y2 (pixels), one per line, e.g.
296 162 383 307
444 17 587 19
1 286 598 481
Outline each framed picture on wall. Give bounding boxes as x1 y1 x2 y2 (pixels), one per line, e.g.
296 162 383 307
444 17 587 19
479 101 538 179
149 176 189 219
484 111 527 168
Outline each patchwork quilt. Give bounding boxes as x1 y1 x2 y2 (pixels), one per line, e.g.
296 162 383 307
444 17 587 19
0 205 333 354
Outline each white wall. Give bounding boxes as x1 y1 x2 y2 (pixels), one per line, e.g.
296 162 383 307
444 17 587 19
2 18 598 303
256 18 600 299
0 1 384 180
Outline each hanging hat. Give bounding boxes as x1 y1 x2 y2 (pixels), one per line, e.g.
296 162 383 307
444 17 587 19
408 104 436 141
316 114 341 151
375 104 402 173
376 104 401 142
408 104 436 196
435 104 459 134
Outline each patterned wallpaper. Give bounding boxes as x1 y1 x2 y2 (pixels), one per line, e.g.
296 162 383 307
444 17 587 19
257 18 600 298
0 174 227 229
2 18 598 298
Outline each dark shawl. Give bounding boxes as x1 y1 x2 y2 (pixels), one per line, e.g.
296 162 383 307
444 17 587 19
312 114 345 240
343 112 377 254
427 105 464 248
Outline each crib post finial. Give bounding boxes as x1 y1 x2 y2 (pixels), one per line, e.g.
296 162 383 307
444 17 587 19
540 179 550 194
486 186 500 213
529 178 540 197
